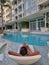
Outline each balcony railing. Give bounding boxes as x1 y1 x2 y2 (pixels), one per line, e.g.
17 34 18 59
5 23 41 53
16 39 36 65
18 0 22 4
38 0 49 11
38 0 49 6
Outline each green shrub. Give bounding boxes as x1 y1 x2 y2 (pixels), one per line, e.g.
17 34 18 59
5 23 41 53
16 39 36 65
21 21 29 28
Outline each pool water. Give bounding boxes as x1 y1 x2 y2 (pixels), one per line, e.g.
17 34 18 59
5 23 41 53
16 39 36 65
2 32 49 46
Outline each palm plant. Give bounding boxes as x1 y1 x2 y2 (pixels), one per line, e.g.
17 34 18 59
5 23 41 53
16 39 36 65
0 0 10 32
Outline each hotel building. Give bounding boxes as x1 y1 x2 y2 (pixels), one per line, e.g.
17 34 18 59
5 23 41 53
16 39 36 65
5 0 49 32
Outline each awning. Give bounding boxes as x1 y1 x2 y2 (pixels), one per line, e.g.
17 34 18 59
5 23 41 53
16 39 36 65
5 7 49 25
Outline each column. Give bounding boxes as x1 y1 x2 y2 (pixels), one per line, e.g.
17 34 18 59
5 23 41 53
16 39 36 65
5 26 6 30
29 20 30 31
14 23 16 29
22 0 24 18
45 13 47 29
17 22 20 31
36 19 38 30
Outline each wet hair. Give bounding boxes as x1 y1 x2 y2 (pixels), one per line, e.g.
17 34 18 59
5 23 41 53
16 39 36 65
20 47 27 56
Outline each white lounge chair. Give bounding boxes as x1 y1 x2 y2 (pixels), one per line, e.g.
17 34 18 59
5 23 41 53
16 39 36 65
0 42 8 54
8 45 41 65
47 42 49 46
47 42 49 58
0 53 4 65
0 42 8 65
48 53 49 58
0 42 7 49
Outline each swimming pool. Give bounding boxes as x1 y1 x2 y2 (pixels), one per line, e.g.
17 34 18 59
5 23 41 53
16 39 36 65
2 32 49 46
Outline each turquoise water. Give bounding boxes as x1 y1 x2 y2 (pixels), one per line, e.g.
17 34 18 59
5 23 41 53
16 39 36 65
2 32 49 46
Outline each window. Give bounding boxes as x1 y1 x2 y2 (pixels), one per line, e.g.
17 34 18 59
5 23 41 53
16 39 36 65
15 16 18 19
18 0 22 4
14 0 17 4
19 14 22 18
6 25 12 29
18 5 22 12
26 1 29 10
15 8 17 13
41 21 45 27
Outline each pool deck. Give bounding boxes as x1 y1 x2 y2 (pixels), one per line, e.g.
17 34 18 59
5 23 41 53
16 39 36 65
30 31 49 35
0 38 49 65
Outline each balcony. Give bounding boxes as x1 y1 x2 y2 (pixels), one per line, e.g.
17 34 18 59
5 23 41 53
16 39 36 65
38 0 49 6
18 5 22 12
17 0 24 7
38 0 49 11
18 0 22 4
18 0 21 3
14 5 17 10
18 14 22 19
14 0 17 5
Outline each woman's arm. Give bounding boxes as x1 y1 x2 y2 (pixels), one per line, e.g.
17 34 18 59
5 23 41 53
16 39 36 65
26 45 40 56
28 51 40 56
8 51 21 56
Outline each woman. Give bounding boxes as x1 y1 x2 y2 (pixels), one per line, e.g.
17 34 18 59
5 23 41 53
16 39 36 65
8 43 40 56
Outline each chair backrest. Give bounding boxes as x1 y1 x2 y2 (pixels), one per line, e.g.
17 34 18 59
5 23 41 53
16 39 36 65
0 42 8 57
0 42 7 49
17 44 34 53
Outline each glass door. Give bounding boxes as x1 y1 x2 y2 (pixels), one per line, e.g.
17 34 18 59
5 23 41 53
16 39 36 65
30 22 36 31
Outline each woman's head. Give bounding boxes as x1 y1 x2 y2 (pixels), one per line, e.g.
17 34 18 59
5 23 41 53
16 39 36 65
20 47 27 56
